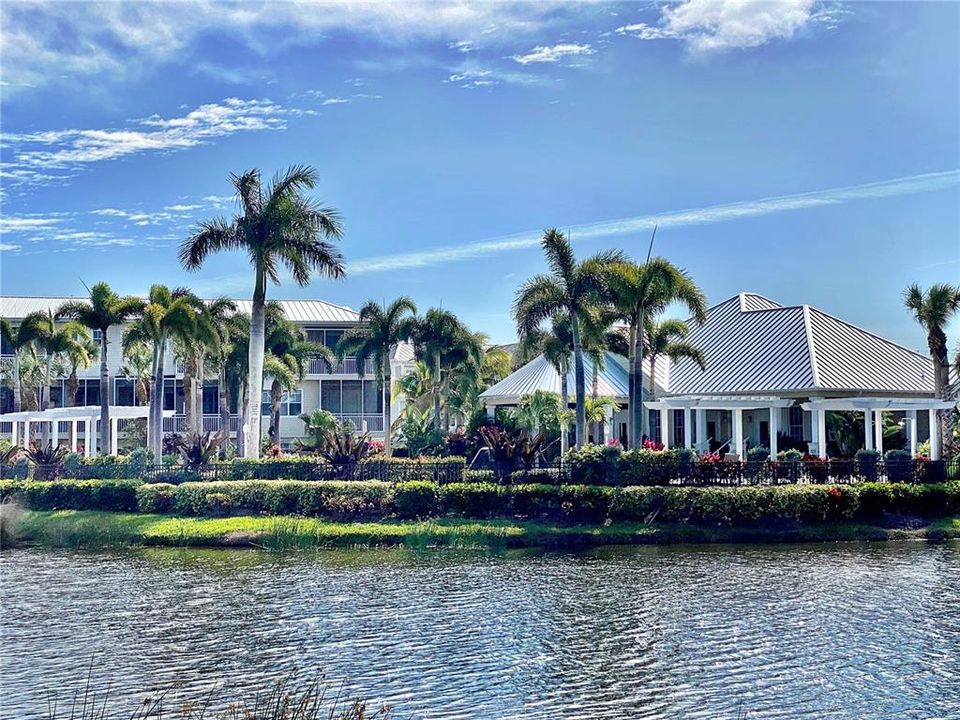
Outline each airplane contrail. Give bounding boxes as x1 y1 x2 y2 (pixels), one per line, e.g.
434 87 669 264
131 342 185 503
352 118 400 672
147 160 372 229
348 169 959 274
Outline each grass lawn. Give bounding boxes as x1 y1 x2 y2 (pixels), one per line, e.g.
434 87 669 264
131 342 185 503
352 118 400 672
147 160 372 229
10 510 960 551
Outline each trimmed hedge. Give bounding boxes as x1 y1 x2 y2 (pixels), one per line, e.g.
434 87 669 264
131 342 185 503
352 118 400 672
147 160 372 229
4 478 958 526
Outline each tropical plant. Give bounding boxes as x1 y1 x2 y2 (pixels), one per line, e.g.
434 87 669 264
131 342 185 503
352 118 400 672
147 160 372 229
583 395 618 443
606 257 706 448
24 441 69 480
176 431 227 469
443 331 504 429
296 409 342 451
314 427 374 465
411 308 479 431
121 285 203 460
518 311 575 453
642 317 706 407
21 310 89 415
335 297 417 456
180 165 345 459
65 335 99 408
513 390 563 434
0 316 41 414
120 339 154 406
57 282 144 454
395 406 443 457
477 425 545 480
514 229 624 448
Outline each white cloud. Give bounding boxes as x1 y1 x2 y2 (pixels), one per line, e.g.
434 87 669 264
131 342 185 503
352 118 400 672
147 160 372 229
512 42 594 64
615 0 845 53
3 98 292 184
1 2 567 88
321 97 352 105
449 40 475 53
0 243 21 252
0 216 60 233
348 170 960 274
165 204 201 212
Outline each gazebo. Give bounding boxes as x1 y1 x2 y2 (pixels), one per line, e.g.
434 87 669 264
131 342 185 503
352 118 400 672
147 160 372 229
3 406 172 456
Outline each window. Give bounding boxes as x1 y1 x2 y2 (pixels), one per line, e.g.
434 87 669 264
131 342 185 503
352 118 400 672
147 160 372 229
363 380 383 414
261 389 302 417
72 379 101 407
649 409 662 443
341 380 362 414
202 381 219 415
320 379 382 417
92 329 103 343
789 406 803 440
673 410 685 446
321 380 341 413
115 378 137 406
163 377 184 413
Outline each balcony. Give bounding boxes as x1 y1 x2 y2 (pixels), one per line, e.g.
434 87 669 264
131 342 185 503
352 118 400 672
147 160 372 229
161 415 241 433
308 356 376 376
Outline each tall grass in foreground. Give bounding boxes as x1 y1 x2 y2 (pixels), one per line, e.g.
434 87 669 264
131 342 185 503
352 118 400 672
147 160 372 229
45 672 391 719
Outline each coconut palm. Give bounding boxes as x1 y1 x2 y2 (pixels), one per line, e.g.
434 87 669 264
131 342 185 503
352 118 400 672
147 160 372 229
0 317 41 414
177 297 238 436
606 257 706 448
57 282 144 454
514 229 624 447
643 317 706 408
263 317 331 444
121 285 203 460
335 297 417 456
179 165 345 458
411 308 476 431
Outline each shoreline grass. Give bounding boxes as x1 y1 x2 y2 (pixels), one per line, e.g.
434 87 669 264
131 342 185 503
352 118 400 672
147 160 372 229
12 510 960 551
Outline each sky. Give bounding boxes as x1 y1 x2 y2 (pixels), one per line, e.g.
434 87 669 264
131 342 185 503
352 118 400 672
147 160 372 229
1 0 958 350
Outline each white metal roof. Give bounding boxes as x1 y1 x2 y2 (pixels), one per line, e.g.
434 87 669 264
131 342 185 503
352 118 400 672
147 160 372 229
480 350 667 404
0 295 360 325
667 293 935 397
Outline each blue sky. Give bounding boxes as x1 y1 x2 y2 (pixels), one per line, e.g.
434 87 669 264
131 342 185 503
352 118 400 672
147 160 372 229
1 1 958 349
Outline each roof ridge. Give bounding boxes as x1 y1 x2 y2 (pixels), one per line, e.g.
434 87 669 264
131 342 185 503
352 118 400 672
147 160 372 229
807 305 931 362
801 305 821 387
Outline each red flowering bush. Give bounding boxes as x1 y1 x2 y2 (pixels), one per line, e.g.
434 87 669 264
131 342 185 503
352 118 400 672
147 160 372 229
265 444 284 458
643 439 665 451
606 438 621 448
367 439 385 455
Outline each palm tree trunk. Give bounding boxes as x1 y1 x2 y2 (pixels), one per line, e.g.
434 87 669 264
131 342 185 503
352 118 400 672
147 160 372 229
149 335 166 461
219 368 230 458
649 354 658 443
270 379 282 444
382 359 392 456
432 350 442 431
571 314 586 448
245 271 267 459
67 369 78 450
591 359 599 444
236 380 247 457
182 353 195 435
12 352 22 413
929 327 951 454
195 351 205 430
560 357 569 455
41 354 53 445
630 321 644 449
100 335 111 455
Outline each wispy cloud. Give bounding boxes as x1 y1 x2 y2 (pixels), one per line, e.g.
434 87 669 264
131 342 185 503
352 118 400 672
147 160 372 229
0 243 22 252
512 42 594 64
615 0 848 53
349 170 960 274
0 216 61 233
3 98 294 185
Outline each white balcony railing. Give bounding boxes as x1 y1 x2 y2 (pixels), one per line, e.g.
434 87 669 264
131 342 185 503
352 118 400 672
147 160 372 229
308 356 376 375
162 415 241 433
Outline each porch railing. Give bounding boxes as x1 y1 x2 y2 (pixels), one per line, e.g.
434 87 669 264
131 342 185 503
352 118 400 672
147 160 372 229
307 356 376 375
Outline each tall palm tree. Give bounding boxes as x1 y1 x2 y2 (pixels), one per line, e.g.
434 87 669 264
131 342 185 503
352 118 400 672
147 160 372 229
121 340 154 406
443 332 502 430
0 317 41 414
606 258 706 448
905 282 960 455
335 297 417 455
58 282 144 454
121 285 202 459
177 297 238 435
643 317 706 406
518 312 574 453
65 335 98 408
514 229 624 447
412 308 476 431
179 165 345 458
263 316 331 444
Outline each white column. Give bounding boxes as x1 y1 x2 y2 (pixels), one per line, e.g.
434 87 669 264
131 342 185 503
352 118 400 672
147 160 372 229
605 405 615 444
85 418 95 457
70 420 78 452
732 408 744 458
51 420 59 449
929 408 940 460
10 421 18 448
660 406 670 448
873 410 883 454
695 409 706 450
485 405 495 420
863 410 873 450
908 410 918 456
22 420 30 448
110 417 119 455
683 408 692 449
769 407 779 457
816 409 827 459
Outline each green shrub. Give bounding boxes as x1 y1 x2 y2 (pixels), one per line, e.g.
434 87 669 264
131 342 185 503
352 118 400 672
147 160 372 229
439 483 504 517
136 483 177 514
7 479 140 512
777 449 803 462
855 449 881 479
884 449 913 483
393 481 439 518
746 446 771 462
562 444 622 484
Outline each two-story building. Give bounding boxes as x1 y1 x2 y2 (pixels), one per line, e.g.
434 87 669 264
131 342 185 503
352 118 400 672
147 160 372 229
0 295 409 448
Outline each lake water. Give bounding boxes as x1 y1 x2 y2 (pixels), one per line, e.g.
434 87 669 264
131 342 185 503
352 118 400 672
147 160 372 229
2 542 959 719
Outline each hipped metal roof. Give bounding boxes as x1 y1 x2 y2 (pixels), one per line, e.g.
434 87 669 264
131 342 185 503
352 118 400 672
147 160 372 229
0 296 360 325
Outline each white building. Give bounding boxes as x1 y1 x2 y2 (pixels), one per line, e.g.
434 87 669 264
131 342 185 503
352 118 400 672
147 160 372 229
0 295 412 448
480 293 955 459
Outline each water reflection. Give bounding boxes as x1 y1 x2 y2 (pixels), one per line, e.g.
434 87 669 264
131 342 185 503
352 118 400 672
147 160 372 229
2 543 958 719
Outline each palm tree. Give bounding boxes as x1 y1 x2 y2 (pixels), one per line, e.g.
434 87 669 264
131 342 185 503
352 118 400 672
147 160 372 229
583 395 618 442
518 312 575 453
606 258 706 448
26 310 90 412
514 229 624 447
643 317 706 406
58 282 144 454
905 282 960 456
177 297 238 435
335 297 417 456
442 332 505 430
412 308 476 431
208 308 247 456
65 335 98 408
179 165 345 459
263 317 331 444
121 285 203 459
0 317 41 414
121 340 154 406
